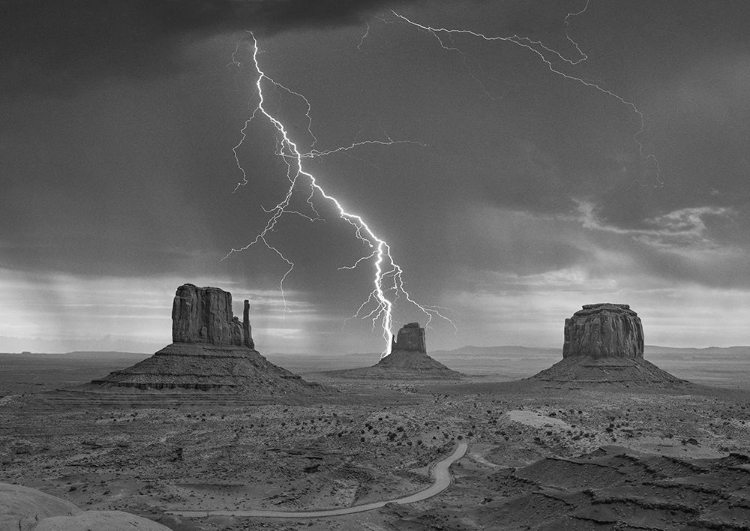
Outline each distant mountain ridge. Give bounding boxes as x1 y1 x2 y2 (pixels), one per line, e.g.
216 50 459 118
421 345 750 380
645 345 750 356
60 351 149 359
432 345 750 356
0 351 149 359
431 345 560 357
3 345 749 389
3 343 749 357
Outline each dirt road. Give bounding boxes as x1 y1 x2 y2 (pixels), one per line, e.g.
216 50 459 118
169 442 468 518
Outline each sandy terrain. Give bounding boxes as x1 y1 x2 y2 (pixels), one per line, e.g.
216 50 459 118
2 352 750 530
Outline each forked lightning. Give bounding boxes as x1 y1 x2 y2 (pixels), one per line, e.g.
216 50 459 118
223 34 452 357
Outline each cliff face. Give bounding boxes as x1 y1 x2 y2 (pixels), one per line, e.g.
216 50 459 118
90 283 331 395
563 303 644 360
390 322 427 354
532 303 682 386
171 284 253 348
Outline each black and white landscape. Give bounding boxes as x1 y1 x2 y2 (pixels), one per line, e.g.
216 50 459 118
3 286 750 530
2 1 750 530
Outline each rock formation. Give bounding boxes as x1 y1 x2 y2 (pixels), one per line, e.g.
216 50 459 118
0 482 170 531
563 303 643 359
171 284 254 348
242 299 253 349
89 284 328 397
329 322 462 380
533 303 683 385
391 322 427 353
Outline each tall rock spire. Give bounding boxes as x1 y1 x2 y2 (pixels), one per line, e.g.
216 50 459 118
243 299 254 349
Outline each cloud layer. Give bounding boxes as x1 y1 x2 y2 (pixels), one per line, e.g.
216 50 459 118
0 0 412 96
2 1 750 353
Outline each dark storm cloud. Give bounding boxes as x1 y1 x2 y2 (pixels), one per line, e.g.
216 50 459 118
0 0 411 96
575 201 750 289
3 0 750 352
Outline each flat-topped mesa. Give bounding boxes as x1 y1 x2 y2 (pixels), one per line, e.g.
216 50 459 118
532 302 683 385
390 322 426 354
171 284 253 348
563 303 644 360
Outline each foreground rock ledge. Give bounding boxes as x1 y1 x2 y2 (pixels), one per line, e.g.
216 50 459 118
0 482 170 531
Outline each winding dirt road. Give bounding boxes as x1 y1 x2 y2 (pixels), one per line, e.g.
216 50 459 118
169 442 468 519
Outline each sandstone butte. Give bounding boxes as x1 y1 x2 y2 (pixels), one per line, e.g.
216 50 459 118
330 322 462 380
533 303 683 385
90 284 328 396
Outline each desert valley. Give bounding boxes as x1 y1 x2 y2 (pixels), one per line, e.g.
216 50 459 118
2 285 750 531
5 2 750 529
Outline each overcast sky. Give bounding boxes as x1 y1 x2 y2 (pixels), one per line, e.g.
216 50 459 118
2 0 749 355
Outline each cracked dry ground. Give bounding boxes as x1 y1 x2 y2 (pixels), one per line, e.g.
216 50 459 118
2 377 750 530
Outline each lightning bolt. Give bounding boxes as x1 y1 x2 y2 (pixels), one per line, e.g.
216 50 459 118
357 21 371 50
223 34 454 357
391 2 663 188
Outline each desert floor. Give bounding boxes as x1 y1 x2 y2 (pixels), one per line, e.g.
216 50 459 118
2 351 750 530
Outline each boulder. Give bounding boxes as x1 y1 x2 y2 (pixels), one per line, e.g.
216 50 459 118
0 482 171 531
0 482 79 531
33 511 170 531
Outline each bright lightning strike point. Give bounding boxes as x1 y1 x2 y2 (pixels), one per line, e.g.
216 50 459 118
223 34 454 357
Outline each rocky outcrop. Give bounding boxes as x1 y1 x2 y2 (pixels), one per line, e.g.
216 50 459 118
0 482 79 531
0 482 170 531
328 323 462 380
391 322 426 353
243 300 254 349
563 303 644 359
532 356 684 385
532 303 684 386
171 284 253 347
89 284 329 397
89 343 322 393
34 511 170 531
